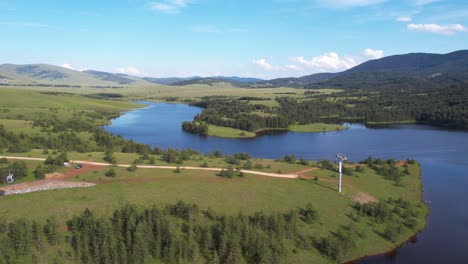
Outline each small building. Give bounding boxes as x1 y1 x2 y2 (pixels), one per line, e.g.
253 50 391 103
0 79 9 84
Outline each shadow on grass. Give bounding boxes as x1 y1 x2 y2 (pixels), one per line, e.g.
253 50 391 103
299 177 337 192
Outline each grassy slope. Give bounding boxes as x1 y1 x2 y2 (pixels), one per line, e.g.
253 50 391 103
0 87 427 263
0 64 152 87
0 156 427 263
0 88 140 111
207 124 256 138
0 88 142 130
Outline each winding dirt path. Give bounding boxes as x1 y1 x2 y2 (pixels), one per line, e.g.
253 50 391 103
0 155 299 195
0 156 299 179
292 167 319 175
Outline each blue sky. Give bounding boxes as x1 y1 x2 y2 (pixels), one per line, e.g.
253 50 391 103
0 0 467 78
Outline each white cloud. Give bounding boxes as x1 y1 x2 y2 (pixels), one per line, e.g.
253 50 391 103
363 48 384 59
290 52 357 72
149 0 192 14
396 16 412 22
315 0 386 8
116 67 144 76
61 63 75 70
407 23 467 35
253 59 275 70
60 64 88 72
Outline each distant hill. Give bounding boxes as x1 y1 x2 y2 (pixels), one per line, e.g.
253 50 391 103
343 50 468 75
0 64 152 87
84 70 137 85
253 50 468 89
0 64 263 88
143 77 198 85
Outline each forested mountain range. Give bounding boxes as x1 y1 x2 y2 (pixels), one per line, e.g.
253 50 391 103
253 50 468 89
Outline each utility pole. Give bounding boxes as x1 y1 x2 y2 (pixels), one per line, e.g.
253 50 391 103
336 153 347 193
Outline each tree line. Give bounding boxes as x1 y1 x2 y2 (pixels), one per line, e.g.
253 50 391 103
0 198 425 263
182 83 468 135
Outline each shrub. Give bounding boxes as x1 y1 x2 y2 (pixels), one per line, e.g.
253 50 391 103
127 164 137 172
298 203 318 224
299 158 309 166
254 163 264 169
355 165 365 173
105 168 116 177
383 223 401 242
342 167 354 176
218 166 235 178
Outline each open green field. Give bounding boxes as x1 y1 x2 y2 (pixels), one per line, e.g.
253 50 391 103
288 123 349 133
0 88 140 111
0 88 141 130
205 123 349 139
206 124 256 138
3 84 341 102
0 155 427 263
0 86 428 263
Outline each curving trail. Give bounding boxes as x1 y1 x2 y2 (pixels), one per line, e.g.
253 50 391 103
0 156 299 179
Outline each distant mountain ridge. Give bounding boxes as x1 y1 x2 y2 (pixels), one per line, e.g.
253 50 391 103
343 50 468 75
1 50 467 89
0 63 263 87
252 50 468 89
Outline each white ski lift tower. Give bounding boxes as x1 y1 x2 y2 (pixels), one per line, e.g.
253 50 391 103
336 153 347 193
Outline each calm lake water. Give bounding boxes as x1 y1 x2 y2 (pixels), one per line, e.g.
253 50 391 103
105 102 468 264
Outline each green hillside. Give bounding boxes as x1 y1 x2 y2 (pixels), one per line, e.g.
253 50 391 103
0 64 153 87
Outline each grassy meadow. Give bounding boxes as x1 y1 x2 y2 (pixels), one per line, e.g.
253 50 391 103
288 123 349 133
0 154 427 263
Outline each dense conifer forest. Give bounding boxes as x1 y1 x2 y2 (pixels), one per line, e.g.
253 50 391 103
182 83 468 135
0 198 424 263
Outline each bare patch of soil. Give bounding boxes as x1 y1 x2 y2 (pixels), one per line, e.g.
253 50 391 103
352 192 377 204
0 180 95 196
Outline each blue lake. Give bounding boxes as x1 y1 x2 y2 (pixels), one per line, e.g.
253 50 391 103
105 102 468 264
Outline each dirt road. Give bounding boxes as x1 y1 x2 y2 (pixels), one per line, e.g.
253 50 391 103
0 156 299 179
0 155 299 196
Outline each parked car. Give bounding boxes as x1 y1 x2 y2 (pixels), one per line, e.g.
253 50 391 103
75 164 83 169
